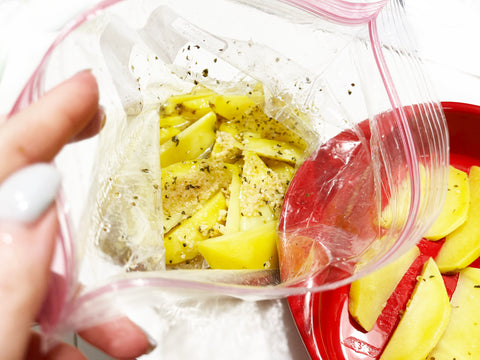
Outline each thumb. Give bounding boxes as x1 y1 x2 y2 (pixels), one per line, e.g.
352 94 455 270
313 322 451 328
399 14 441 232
0 164 60 360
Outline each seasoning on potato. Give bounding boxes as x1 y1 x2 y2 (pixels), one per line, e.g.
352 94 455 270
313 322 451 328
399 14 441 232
435 165 480 273
424 165 469 241
159 84 310 270
379 258 451 360
427 266 480 359
349 164 480 359
348 245 420 332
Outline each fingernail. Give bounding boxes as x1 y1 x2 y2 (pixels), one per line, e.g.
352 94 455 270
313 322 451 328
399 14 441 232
71 105 106 142
89 105 106 132
75 68 92 76
145 341 157 355
142 330 157 355
97 105 107 131
0 164 60 223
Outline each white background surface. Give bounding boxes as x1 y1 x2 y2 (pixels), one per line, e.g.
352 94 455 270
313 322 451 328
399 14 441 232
0 0 479 359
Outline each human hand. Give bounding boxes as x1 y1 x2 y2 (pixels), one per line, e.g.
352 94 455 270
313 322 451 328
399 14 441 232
0 70 155 360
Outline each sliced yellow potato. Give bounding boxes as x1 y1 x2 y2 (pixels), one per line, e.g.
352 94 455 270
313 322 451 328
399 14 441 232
424 166 469 240
166 91 215 105
436 166 480 273
215 108 307 150
164 191 226 265
379 179 410 229
160 159 231 192
243 136 304 164
265 159 295 183
349 245 420 332
161 160 198 183
240 204 275 231
210 131 243 163
380 165 427 229
159 127 181 145
239 151 285 219
159 101 178 117
198 221 278 270
182 97 215 118
245 106 307 148
162 212 185 234
224 164 241 234
247 82 265 108
379 258 451 360
189 84 217 96
160 111 217 168
217 119 263 140
156 84 311 269
428 267 480 359
160 115 190 128
217 121 243 138
239 150 272 210
213 95 255 120
161 159 231 232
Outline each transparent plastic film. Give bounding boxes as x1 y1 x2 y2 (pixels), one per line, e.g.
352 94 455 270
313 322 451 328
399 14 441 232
79 1 360 291
7 0 449 344
362 0 448 271
277 0 449 288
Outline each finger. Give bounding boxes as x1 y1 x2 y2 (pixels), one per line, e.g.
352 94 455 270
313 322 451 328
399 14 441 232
72 105 106 142
0 70 100 182
25 331 87 360
78 317 155 359
0 207 58 360
0 163 60 360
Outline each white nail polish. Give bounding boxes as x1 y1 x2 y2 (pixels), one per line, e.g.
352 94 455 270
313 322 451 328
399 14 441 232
0 164 60 223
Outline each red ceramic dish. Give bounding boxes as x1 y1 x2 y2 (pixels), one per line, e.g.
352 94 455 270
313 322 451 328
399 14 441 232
287 102 480 360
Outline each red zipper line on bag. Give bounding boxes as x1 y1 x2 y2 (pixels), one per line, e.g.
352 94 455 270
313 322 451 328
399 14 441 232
278 0 423 288
367 15 421 270
281 0 388 25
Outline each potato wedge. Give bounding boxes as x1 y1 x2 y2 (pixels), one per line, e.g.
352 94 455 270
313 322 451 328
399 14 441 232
379 258 451 360
161 159 231 230
160 111 217 168
265 159 295 184
166 91 215 105
182 97 215 118
243 136 304 164
160 127 181 145
424 166 469 240
224 164 241 234
247 82 265 108
160 115 190 128
436 166 480 273
198 221 278 270
380 165 427 229
156 84 311 269
213 95 255 120
240 204 275 231
164 191 227 265
278 233 330 282
349 245 420 332
210 131 243 163
240 151 285 218
427 267 480 359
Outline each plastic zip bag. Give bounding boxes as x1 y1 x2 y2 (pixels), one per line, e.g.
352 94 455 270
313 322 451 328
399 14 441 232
9 0 448 347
